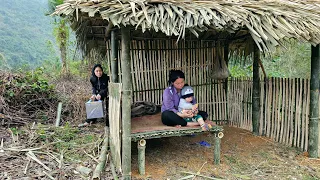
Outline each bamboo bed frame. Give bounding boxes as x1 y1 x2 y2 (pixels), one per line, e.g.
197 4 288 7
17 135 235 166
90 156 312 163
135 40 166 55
131 113 224 175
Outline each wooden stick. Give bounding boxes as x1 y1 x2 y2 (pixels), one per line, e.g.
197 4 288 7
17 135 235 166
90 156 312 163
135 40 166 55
43 171 55 180
181 171 223 180
192 161 207 180
84 150 99 163
24 157 31 174
26 151 51 171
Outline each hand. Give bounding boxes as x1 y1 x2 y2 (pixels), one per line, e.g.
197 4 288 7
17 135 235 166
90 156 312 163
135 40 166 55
96 94 101 100
181 109 194 118
192 104 198 111
90 95 96 101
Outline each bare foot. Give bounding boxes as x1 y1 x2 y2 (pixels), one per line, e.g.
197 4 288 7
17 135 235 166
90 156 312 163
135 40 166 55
205 120 216 126
175 125 182 128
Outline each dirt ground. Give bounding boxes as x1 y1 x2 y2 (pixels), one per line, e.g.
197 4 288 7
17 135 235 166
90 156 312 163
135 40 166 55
130 126 320 180
1 124 320 180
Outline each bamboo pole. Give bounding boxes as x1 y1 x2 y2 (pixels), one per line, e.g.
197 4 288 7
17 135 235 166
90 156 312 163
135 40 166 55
224 43 229 124
252 44 260 135
214 132 223 165
55 102 62 127
138 139 146 175
121 26 132 180
92 127 110 180
111 30 119 83
308 44 320 158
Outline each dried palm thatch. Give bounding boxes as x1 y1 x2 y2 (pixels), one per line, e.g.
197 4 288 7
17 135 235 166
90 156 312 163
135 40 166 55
53 0 320 53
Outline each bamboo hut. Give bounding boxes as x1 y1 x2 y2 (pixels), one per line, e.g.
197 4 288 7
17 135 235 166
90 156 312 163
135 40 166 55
53 0 320 179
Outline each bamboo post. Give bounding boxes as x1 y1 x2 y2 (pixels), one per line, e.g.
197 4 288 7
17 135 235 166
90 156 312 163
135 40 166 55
111 30 119 83
55 102 62 127
138 139 146 175
308 44 320 158
252 43 260 135
214 132 224 165
121 26 132 180
224 43 229 124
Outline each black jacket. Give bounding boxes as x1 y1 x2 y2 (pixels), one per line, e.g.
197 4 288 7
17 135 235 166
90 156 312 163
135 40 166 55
90 65 110 100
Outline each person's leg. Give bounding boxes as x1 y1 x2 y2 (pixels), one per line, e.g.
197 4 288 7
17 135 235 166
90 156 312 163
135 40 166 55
104 99 109 126
198 110 216 125
198 110 208 120
161 111 187 126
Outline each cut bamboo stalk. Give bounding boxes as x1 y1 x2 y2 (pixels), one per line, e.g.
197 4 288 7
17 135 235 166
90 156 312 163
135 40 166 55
301 79 307 150
92 127 110 180
26 151 51 171
276 77 282 142
290 78 295 146
305 79 310 151
294 78 300 147
55 102 62 127
270 78 274 139
280 78 285 143
138 139 146 175
297 78 303 148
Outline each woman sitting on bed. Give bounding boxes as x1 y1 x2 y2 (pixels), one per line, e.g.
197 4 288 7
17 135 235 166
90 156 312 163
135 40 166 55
161 70 213 128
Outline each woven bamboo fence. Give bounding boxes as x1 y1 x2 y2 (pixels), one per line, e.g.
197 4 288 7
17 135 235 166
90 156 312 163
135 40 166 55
105 39 315 152
105 39 228 124
228 77 313 151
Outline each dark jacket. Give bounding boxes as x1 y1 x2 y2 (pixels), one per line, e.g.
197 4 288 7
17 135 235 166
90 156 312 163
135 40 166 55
90 64 110 100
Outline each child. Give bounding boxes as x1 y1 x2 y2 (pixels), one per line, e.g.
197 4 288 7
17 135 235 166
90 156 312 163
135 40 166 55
178 86 212 131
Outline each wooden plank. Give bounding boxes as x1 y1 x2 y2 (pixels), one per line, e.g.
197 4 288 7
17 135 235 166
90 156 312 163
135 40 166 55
108 83 122 172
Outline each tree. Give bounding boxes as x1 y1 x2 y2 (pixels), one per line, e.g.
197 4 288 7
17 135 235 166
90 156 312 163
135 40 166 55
47 0 69 76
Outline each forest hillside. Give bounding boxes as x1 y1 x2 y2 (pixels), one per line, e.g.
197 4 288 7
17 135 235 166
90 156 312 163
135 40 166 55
0 0 55 68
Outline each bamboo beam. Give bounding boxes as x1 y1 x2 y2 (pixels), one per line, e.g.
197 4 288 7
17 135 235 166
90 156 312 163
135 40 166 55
111 30 119 83
121 26 132 180
252 43 260 135
308 44 320 158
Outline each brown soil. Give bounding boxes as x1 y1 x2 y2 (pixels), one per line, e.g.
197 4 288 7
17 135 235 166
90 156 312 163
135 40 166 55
1 124 320 179
131 126 320 180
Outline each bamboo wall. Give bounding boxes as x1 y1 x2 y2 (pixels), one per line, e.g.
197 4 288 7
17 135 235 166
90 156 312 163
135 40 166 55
104 39 315 152
105 39 228 124
228 77 311 151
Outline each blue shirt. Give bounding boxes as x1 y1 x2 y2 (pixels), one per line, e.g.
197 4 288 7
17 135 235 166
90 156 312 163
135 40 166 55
161 85 196 113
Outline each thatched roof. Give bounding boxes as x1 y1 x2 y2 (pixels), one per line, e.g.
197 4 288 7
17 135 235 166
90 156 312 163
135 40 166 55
53 0 320 53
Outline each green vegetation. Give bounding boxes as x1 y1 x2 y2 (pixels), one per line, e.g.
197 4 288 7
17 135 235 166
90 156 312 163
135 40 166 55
0 0 56 69
229 41 311 79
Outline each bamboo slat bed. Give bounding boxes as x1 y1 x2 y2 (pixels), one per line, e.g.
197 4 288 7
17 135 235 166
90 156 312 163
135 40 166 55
130 113 224 175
